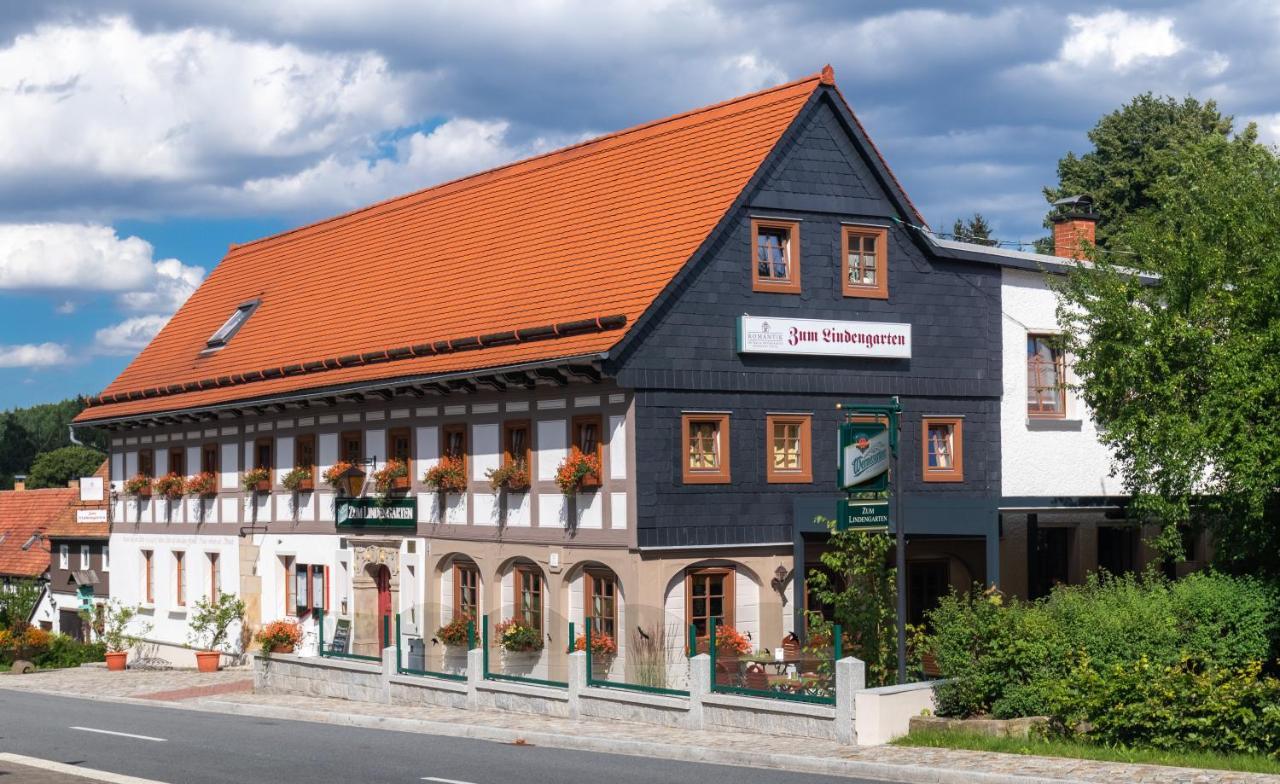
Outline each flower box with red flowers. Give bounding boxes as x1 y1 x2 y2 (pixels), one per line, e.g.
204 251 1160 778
555 448 601 496
153 473 186 500
241 467 271 494
423 455 467 494
373 458 409 494
185 472 217 496
123 474 153 497
574 630 617 657
486 458 530 493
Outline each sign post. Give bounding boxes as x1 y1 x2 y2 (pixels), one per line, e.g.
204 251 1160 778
836 398 906 684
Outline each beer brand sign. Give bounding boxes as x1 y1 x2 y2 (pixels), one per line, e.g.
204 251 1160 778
839 422 890 491
737 316 911 359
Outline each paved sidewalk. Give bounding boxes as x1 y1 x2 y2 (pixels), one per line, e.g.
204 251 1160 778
1 667 1275 784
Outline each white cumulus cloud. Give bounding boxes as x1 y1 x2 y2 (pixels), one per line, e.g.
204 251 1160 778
0 342 70 367
0 223 156 291
92 315 171 356
1060 11 1184 71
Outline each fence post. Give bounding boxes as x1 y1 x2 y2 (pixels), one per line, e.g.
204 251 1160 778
834 623 843 662
687 653 711 731
395 613 402 675
380 632 396 706
465 645 484 710
708 617 717 691
467 619 476 651
835 655 866 745
317 608 324 657
584 618 592 684
567 650 586 720
567 621 575 654
687 624 696 658
383 614 391 652
481 615 490 678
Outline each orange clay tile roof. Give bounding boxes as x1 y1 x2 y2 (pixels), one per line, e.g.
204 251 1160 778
42 461 110 540
76 69 910 423
0 487 77 578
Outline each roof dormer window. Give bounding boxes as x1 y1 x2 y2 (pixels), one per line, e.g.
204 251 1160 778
205 299 260 349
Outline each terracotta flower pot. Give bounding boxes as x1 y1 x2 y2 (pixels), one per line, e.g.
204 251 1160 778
254 480 271 493
194 650 221 672
105 651 128 672
269 643 293 654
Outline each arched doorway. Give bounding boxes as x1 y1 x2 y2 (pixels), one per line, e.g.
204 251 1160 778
373 564 392 650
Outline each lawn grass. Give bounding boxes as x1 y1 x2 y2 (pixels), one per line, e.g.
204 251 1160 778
895 728 1280 775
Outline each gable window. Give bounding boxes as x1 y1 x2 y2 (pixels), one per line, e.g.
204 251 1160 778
174 551 186 607
453 562 479 621
513 564 543 632
842 226 889 299
766 413 813 483
138 448 154 478
1027 334 1066 418
205 299 260 349
168 447 185 478
200 443 219 475
681 413 730 484
750 218 801 294
586 570 617 638
687 567 734 639
922 417 963 482
572 415 604 487
502 419 530 469
142 550 154 604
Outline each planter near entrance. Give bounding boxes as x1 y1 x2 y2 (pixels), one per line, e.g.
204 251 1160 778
194 650 221 672
104 651 128 671
101 600 150 674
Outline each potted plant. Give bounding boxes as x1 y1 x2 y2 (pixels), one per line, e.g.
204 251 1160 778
153 472 185 500
573 629 617 657
186 592 246 672
254 619 303 655
123 473 153 497
555 448 601 496
323 460 362 496
495 618 543 653
486 458 530 493
241 467 271 494
423 455 467 494
185 471 217 496
436 615 472 648
373 458 409 494
281 466 313 493
102 601 150 672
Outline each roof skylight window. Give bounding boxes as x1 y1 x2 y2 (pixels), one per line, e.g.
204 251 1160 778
206 299 260 349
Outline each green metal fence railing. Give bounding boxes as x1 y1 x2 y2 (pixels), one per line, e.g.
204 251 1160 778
316 608 383 663
481 613 569 689
707 617 840 705
582 617 690 697
394 613 469 682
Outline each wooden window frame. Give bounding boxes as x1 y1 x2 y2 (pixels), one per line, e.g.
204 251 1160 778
294 434 316 491
502 419 531 469
208 552 220 599
80 544 90 570
586 569 617 638
254 437 274 471
571 414 604 488
453 562 479 621
441 424 468 477
283 556 296 614
841 225 889 299
681 413 731 484
750 218 801 294
1027 333 1067 419
292 562 326 618
513 564 544 633
339 430 364 465
138 448 154 478
58 544 69 570
766 413 813 483
167 447 185 478
142 550 154 604
922 417 964 483
200 443 219 475
686 567 735 639
386 427 412 490
174 551 186 607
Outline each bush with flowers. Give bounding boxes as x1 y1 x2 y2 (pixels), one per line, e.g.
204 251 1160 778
255 619 303 654
437 615 473 647
0 625 52 663
240 467 271 493
323 461 361 493
486 458 530 492
281 467 313 493
373 458 409 494
185 472 217 496
123 474 153 496
423 455 467 494
495 618 543 653
554 448 601 496
153 473 186 500
709 625 753 657
574 630 617 657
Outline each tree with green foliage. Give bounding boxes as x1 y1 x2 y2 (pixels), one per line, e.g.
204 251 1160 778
0 579 44 630
950 212 996 246
1054 130 1280 576
1042 94 1249 250
26 445 105 489
0 397 106 489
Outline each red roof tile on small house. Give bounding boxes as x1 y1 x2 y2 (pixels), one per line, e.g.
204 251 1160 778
0 487 78 579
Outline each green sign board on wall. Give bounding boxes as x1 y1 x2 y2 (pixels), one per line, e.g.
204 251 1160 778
837 499 891 532
335 497 417 529
838 421 890 491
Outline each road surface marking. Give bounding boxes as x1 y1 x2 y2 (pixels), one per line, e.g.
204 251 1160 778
0 753 170 783
70 726 167 742
423 777 479 784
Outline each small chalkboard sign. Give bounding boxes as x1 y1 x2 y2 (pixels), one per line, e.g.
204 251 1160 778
328 618 352 654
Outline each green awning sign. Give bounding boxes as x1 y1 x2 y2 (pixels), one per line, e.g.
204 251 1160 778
839 421 889 491
838 499 891 532
336 497 417 529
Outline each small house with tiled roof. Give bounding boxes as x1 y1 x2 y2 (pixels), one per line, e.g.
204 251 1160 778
74 67 1137 674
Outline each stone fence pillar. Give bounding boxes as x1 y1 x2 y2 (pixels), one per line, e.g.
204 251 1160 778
835 656 866 745
686 653 711 730
567 651 586 719
465 647 484 709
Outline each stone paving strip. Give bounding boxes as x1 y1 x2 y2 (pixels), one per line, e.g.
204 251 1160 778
2 667 1275 784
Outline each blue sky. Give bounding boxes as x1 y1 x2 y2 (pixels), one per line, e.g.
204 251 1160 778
0 1 1274 409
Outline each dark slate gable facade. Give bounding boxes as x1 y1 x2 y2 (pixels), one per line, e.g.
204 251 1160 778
610 87 1002 569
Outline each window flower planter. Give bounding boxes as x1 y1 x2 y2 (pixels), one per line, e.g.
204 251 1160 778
555 449 602 496
373 458 409 494
153 473 186 500
496 619 543 653
185 472 217 497
281 467 313 493
123 474 153 497
241 467 271 494
423 455 467 494
486 458 530 493
323 461 364 496
574 630 617 657
436 615 473 647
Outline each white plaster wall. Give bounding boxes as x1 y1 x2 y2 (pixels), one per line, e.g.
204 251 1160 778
1001 269 1123 497
535 419 566 482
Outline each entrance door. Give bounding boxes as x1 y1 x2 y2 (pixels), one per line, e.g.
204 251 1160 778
59 610 83 641
374 565 392 649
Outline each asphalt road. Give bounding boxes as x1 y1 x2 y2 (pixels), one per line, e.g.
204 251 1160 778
0 690 885 784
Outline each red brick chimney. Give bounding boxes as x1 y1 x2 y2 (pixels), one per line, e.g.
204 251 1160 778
12 476 25 492
1050 195 1099 259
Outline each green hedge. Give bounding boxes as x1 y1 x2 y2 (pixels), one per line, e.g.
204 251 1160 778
928 571 1278 719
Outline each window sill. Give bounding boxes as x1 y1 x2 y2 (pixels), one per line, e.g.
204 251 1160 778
168 607 188 617
138 603 155 613
1026 417 1083 432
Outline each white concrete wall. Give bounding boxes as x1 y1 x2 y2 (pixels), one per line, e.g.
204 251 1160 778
1001 269 1123 497
255 533 343 656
